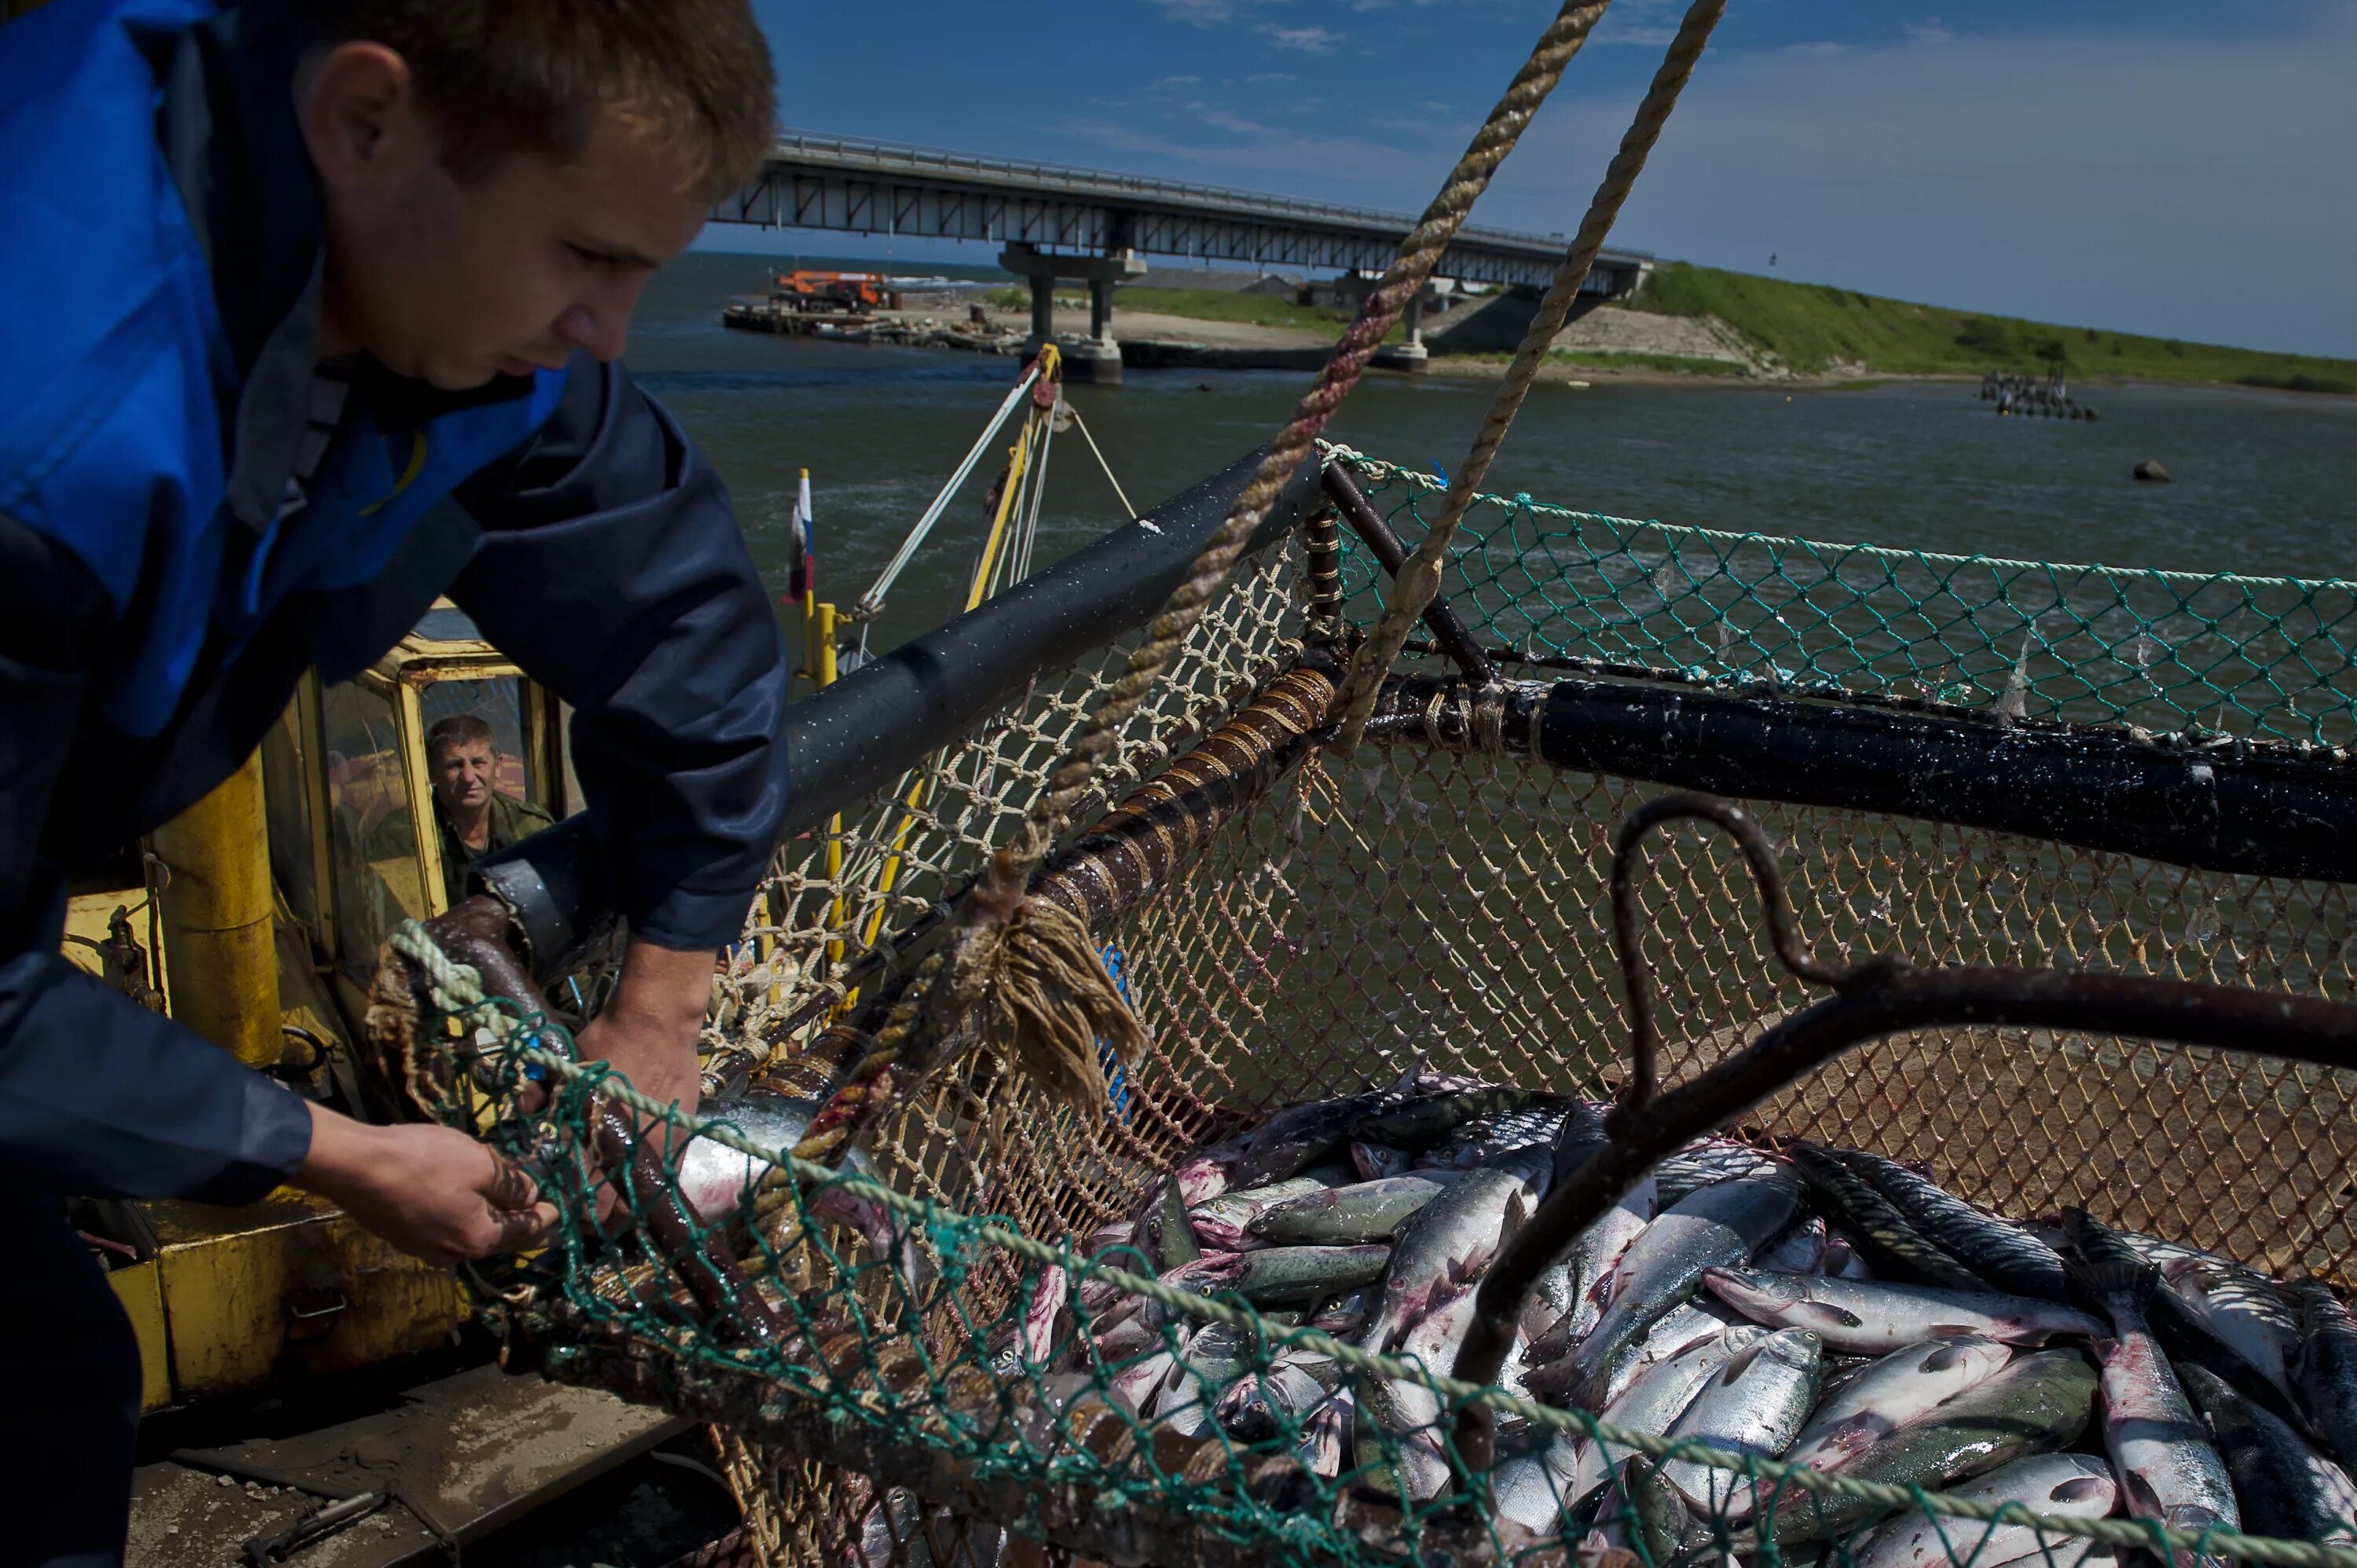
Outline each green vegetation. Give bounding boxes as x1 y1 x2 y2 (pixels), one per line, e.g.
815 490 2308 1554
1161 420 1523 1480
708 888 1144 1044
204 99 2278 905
1636 262 2357 390
1549 349 1749 377
1114 286 1353 332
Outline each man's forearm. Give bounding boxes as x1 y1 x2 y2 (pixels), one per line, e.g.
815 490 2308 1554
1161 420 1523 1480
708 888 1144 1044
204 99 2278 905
575 936 713 1119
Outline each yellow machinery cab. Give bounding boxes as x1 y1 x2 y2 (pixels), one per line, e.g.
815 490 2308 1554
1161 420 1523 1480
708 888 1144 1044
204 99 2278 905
60 603 579 1414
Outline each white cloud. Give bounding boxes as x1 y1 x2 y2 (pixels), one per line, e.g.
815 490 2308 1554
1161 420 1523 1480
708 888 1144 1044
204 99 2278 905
1244 71 1299 82
1500 16 2357 355
1146 0 1244 24
1156 74 1203 86
1904 19 1956 46
1263 23 1345 52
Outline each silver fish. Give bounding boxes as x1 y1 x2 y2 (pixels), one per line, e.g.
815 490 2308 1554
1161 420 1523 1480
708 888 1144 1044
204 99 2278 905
1836 1148 2070 1302
2082 1254 2241 1567
2182 1361 2357 1547
1782 1335 2014 1475
1985 1544 2114 1568
1546 1172 1805 1408
1702 1268 2104 1354
2160 1255 2299 1400
1757 1214 1831 1274
1490 1442 1576 1533
1358 1163 1534 1352
1152 1321 1253 1434
1850 1453 2118 1568
1164 1243 1392 1305
1594 1299 1750 1407
1659 1327 1824 1518
1417 1101 1572 1171
1745 1349 2099 1550
1296 1394 1353 1480
1561 1324 1771 1508
1109 1348 1175 1415
1018 1261 1068 1367
1187 1174 1330 1249
1351 1141 1412 1180
2293 1282 2357 1474
1652 1138 1786 1207
1547 1174 1663 1352
673 1092 927 1288
1248 1174 1458 1245
1218 1346 1344 1441
1360 1283 1488 1503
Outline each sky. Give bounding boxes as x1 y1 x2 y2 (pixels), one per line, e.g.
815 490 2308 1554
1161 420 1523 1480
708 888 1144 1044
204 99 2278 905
731 1 2357 358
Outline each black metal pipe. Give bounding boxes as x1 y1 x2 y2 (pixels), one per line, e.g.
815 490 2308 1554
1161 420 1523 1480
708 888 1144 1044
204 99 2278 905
780 447 1321 836
1321 463 1498 685
1368 673 2357 886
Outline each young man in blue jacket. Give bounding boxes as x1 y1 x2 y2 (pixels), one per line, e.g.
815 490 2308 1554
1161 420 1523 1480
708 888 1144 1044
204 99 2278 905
0 1 790 1557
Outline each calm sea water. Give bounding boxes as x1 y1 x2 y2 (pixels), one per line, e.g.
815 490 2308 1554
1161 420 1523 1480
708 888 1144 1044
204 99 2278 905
636 252 2357 654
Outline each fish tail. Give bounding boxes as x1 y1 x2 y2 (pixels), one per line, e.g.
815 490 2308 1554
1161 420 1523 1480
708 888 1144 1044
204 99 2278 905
2062 1208 2157 1304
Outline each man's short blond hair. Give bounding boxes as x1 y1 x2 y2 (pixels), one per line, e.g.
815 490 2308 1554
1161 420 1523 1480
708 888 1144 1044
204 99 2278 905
425 713 497 764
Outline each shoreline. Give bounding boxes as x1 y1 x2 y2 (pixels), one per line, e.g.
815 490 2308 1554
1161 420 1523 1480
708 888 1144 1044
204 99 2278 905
782 295 2356 401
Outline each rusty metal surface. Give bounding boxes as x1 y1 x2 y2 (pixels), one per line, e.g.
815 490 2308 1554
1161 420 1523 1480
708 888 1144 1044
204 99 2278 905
150 1361 686 1565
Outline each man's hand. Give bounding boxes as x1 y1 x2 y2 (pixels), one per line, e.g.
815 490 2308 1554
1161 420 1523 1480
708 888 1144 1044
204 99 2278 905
574 936 714 1127
293 1103 558 1267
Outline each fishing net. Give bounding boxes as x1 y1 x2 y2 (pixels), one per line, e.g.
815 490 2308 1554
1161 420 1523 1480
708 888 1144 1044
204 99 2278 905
367 439 2357 1568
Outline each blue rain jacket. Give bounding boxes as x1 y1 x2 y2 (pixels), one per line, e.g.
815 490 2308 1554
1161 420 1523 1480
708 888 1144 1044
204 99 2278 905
0 0 792 1202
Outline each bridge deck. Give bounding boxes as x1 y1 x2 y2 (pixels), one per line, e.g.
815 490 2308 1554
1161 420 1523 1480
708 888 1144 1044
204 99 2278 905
717 130 1650 292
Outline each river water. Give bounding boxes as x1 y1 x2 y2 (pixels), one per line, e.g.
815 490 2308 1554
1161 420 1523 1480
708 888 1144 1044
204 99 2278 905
636 252 2357 656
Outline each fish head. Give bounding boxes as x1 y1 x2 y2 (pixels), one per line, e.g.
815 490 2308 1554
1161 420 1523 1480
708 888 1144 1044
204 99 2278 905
1701 1266 1802 1313
1919 1335 2011 1379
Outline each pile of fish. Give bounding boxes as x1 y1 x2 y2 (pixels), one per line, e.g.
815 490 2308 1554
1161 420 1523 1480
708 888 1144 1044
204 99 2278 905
1017 1071 2357 1564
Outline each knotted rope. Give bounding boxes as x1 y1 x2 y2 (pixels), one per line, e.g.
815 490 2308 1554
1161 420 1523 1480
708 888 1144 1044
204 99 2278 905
1334 0 1729 752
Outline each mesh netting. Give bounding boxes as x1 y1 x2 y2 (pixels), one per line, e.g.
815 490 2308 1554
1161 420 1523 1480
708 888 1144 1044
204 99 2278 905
1319 445 2357 747
377 449 2357 1568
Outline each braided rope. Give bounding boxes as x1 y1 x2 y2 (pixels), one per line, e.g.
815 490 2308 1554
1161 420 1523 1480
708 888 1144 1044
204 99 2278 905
981 0 1612 897
387 918 2357 1568
874 0 1616 1136
1332 0 1728 752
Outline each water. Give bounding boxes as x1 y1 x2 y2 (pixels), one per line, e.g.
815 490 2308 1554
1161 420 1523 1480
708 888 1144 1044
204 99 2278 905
640 252 2357 656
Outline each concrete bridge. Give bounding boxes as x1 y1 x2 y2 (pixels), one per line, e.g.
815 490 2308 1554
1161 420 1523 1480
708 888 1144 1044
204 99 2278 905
714 130 1653 381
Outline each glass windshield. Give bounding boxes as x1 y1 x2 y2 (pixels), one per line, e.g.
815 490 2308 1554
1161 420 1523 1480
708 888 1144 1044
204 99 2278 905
322 681 423 980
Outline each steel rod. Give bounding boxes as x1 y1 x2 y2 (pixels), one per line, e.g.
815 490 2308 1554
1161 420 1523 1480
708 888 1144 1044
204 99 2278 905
1321 463 1498 685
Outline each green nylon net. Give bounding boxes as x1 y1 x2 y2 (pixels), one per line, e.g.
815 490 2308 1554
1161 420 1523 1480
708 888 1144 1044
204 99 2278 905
1322 445 2357 747
376 446 2357 1568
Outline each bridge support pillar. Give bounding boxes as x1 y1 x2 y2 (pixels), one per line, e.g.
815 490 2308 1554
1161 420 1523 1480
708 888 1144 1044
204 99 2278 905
999 243 1146 385
1332 271 1443 372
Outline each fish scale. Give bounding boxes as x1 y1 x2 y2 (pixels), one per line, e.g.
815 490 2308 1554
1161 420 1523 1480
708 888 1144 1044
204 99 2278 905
1835 1146 2070 1301
1791 1143 1992 1291
2293 1282 2357 1473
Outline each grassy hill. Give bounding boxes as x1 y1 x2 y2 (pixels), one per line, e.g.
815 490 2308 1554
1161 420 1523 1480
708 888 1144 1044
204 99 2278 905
1636 263 2357 392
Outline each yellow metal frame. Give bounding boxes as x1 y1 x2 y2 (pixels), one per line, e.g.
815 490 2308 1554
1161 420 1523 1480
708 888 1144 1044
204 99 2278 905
843 354 1059 990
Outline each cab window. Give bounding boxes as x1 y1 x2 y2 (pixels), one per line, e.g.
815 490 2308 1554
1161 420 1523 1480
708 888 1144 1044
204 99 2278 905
418 678 536 808
322 682 423 982
258 702 319 941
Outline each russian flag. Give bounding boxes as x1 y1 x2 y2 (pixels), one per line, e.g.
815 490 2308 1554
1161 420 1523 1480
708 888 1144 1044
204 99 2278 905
784 467 815 607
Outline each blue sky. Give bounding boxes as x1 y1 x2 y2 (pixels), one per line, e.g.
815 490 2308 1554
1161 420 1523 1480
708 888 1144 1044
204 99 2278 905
730 2 2356 357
